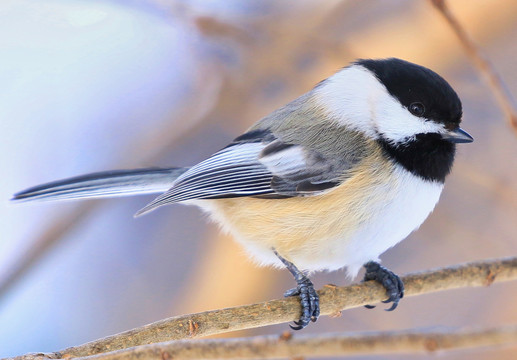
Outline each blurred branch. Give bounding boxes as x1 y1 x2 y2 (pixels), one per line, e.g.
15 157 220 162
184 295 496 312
12 256 517 359
0 69 223 303
0 203 98 301
39 325 517 360
430 0 517 135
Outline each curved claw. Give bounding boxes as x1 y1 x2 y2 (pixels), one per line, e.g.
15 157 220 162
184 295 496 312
384 301 399 312
364 304 376 309
382 294 398 304
363 261 404 311
289 315 310 330
289 323 304 331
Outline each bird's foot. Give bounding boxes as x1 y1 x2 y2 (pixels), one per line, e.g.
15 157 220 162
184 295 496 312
363 261 404 311
273 249 320 330
283 277 320 330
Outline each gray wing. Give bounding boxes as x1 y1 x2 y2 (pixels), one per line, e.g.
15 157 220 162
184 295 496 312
135 129 356 216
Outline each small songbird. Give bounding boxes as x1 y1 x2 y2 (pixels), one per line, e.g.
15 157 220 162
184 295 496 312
12 58 473 329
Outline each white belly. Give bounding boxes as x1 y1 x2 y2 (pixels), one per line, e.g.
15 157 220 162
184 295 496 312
192 164 443 278
335 165 443 277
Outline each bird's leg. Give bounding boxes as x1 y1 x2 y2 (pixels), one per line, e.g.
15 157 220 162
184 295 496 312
273 249 320 330
363 261 404 311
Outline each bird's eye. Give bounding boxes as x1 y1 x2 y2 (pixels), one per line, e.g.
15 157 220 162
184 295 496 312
409 102 425 116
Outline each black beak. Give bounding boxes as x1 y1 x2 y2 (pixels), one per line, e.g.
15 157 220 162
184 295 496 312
441 128 474 143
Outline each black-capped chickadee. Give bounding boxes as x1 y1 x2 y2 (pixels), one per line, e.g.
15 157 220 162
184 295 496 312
12 58 473 330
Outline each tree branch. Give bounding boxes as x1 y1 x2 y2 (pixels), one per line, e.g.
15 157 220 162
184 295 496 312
11 256 517 360
64 325 517 360
430 0 517 134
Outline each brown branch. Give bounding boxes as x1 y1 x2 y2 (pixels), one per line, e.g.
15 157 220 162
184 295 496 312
62 325 517 360
11 256 517 360
430 0 517 134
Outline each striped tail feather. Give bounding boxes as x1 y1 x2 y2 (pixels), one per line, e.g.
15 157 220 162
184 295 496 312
11 167 188 203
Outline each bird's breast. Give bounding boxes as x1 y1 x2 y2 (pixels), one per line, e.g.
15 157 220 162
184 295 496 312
194 154 443 278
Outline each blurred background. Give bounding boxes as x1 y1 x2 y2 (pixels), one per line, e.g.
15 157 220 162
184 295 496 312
1 0 516 358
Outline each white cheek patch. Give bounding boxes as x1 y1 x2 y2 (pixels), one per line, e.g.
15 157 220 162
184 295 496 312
314 66 380 139
314 65 447 144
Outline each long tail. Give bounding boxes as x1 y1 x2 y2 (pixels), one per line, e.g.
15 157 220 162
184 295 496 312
11 167 188 203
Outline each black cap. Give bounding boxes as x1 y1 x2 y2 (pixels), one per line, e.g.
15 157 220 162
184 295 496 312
356 58 463 127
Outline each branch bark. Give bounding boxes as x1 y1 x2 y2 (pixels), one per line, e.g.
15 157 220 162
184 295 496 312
65 325 517 360
11 256 517 360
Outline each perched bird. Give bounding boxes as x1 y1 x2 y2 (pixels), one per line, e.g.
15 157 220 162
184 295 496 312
12 58 473 329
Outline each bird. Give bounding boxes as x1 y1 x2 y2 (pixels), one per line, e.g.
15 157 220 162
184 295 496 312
12 58 473 330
